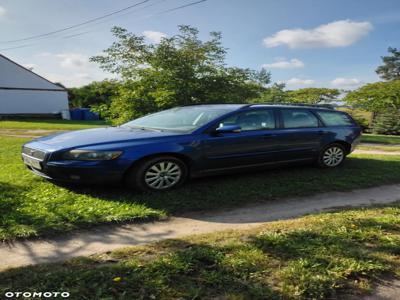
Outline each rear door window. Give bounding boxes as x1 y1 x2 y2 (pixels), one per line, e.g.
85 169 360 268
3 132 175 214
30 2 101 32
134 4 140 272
281 109 319 129
219 109 276 131
316 111 354 126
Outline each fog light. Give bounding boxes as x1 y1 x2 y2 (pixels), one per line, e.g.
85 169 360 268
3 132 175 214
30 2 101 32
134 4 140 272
70 175 80 180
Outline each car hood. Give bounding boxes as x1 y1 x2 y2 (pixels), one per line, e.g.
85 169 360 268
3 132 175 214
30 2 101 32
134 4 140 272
35 127 181 149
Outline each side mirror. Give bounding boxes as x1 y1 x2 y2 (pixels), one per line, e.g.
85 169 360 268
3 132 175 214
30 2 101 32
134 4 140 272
215 125 242 134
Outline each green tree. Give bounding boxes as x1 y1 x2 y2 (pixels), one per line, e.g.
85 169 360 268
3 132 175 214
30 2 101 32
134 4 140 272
286 88 340 104
91 26 270 123
345 80 400 112
68 80 121 108
252 83 288 103
376 47 400 81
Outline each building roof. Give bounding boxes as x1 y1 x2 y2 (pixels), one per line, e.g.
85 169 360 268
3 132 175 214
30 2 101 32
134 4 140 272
0 53 66 92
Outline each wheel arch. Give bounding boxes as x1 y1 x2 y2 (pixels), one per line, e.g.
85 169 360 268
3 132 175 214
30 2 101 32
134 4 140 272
122 152 194 182
329 140 352 155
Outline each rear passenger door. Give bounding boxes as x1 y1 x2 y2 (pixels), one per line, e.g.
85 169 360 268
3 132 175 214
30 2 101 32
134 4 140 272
274 108 323 162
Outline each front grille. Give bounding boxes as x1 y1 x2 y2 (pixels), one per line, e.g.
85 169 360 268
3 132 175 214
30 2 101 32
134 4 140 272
22 146 47 161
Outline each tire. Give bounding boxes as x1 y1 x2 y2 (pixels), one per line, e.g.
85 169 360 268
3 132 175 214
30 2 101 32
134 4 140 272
125 156 188 192
317 143 346 168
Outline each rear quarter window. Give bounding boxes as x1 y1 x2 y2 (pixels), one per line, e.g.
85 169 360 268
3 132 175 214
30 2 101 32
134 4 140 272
281 109 319 128
316 111 354 126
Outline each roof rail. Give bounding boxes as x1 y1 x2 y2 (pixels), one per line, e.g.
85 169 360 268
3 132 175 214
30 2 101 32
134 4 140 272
241 103 335 110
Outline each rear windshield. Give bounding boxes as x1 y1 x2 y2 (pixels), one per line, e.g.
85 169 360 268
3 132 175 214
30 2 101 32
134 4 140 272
316 111 354 126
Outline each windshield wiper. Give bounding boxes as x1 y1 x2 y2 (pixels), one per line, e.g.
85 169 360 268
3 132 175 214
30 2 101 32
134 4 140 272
125 125 163 132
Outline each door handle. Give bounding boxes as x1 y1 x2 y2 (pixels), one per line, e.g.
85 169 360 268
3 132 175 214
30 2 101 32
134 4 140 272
317 131 326 135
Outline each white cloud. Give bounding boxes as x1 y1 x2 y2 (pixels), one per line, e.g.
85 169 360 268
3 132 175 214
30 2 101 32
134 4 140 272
143 30 167 43
55 53 92 69
43 71 115 88
262 58 304 69
263 20 373 49
286 78 315 85
34 52 114 87
38 52 93 69
330 77 361 88
36 52 52 57
280 78 316 88
0 6 6 17
43 73 94 87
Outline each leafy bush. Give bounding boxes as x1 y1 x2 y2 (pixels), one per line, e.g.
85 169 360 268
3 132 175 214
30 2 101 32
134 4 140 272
68 80 121 109
372 110 400 135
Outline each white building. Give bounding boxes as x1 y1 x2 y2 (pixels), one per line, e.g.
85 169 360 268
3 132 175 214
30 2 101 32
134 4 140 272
0 54 69 118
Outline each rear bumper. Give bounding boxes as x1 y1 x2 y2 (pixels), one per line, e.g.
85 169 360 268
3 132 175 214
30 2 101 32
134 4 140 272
350 135 362 153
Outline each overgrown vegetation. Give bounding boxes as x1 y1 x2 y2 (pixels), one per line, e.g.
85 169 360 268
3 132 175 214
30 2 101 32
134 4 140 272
2 135 400 240
2 205 399 299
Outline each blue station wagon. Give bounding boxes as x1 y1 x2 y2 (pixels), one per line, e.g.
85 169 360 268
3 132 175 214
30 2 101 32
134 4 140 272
22 104 362 191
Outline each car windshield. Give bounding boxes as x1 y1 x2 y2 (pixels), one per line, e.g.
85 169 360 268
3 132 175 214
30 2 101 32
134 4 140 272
122 106 236 132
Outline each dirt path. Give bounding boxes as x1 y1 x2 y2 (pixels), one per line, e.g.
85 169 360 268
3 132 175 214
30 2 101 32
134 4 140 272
363 279 400 300
0 129 59 138
361 142 400 147
1 183 400 271
354 149 400 155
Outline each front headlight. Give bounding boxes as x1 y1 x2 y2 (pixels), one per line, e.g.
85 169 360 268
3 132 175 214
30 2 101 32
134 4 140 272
63 149 123 161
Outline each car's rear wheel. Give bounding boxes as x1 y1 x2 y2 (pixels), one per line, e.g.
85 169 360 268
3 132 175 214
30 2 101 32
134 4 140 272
318 143 346 168
125 156 188 192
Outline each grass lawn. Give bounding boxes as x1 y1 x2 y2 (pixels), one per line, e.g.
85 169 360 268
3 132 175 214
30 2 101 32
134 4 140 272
361 134 400 145
1 205 399 299
2 135 400 241
0 119 108 130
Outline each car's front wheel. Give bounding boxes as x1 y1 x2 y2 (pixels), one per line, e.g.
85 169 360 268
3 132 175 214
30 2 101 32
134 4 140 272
126 156 188 192
318 143 346 168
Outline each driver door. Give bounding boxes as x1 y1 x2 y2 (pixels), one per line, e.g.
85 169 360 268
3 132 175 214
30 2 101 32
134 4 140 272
201 108 280 170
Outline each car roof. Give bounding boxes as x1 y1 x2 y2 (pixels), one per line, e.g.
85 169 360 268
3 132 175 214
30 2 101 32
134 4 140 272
180 104 246 109
182 103 335 111
245 104 335 110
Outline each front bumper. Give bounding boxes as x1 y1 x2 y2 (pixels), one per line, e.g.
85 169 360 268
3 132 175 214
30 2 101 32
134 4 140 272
25 162 125 184
22 145 127 184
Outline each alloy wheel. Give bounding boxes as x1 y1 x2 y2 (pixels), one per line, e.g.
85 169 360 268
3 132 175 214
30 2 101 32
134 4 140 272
144 161 182 190
322 146 344 167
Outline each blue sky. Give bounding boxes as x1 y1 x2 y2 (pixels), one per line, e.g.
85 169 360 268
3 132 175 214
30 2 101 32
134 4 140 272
0 0 399 88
